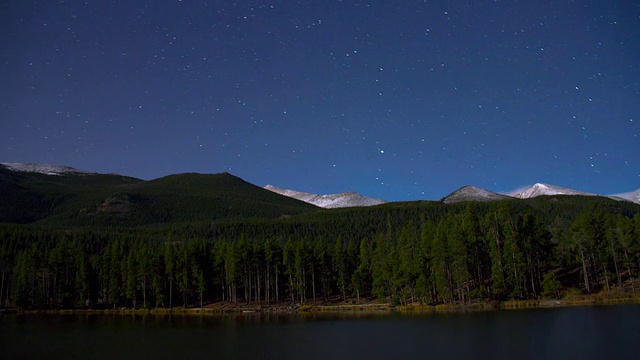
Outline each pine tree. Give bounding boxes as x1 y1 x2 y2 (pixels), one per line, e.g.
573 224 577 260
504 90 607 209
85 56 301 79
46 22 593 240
541 272 562 299
462 203 487 299
570 205 606 293
398 221 419 304
334 237 349 302
486 204 509 299
164 242 176 308
417 220 436 304
448 215 471 303
432 218 453 303
352 238 371 304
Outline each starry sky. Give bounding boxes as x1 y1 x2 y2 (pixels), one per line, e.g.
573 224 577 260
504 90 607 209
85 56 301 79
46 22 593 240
1 1 639 201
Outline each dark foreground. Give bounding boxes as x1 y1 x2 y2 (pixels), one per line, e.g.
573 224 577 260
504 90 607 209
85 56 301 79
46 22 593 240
2 305 639 359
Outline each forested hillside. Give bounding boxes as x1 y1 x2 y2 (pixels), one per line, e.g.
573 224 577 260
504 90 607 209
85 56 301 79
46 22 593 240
1 194 639 309
0 169 318 225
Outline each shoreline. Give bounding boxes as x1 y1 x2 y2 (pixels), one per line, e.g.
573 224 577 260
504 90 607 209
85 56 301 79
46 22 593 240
5 291 640 316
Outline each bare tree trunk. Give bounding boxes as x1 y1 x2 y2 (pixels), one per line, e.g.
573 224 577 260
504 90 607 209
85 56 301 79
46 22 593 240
590 252 599 289
610 236 622 288
596 251 610 291
580 246 591 293
312 269 316 303
234 284 237 305
245 277 249 305
0 270 4 310
265 265 270 306
257 270 261 306
4 281 9 308
473 235 483 295
221 280 225 303
41 271 46 307
302 267 306 305
169 279 173 309
289 273 294 304
142 277 147 309
623 250 634 291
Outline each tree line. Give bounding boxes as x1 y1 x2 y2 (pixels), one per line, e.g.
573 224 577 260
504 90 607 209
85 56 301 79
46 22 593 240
1 202 639 309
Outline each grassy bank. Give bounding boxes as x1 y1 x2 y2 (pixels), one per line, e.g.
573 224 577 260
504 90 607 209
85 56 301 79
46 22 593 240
498 289 640 310
9 289 640 316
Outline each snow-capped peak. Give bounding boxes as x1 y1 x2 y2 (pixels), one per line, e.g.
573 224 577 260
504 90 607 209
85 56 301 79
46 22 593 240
609 188 640 205
0 162 94 176
442 185 514 204
264 185 387 208
512 183 592 199
264 185 318 203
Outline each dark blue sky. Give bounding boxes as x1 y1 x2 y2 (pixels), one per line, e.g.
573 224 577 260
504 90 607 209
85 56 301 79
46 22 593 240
1 1 639 201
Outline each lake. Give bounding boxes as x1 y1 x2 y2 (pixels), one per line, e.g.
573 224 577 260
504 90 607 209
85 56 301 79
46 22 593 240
2 305 639 359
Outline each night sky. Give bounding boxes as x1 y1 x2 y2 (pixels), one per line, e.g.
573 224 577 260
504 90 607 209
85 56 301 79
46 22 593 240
1 1 639 201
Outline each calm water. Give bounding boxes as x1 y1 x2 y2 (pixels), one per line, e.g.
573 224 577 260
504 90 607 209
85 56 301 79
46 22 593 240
2 305 639 359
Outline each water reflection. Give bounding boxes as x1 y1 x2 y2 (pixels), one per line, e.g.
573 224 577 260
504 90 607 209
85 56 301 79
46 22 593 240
2 305 639 359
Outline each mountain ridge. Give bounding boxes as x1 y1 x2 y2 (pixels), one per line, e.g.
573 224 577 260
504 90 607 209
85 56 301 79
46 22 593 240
264 184 387 208
512 183 594 199
0 162 95 176
0 163 317 224
441 186 514 204
2 162 638 205
441 182 640 205
610 189 640 204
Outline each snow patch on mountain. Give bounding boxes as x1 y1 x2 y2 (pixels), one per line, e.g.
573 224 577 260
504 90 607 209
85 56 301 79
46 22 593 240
609 189 640 204
264 185 318 203
0 162 94 176
512 183 592 199
264 185 387 208
442 186 514 204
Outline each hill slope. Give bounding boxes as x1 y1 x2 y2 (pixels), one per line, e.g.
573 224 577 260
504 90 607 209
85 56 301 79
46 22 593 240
0 166 317 225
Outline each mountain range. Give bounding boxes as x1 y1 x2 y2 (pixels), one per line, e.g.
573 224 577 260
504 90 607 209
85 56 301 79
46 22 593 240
512 183 593 198
0 162 317 225
442 182 640 205
0 162 95 176
264 184 387 208
2 162 639 212
441 186 513 204
267 181 640 206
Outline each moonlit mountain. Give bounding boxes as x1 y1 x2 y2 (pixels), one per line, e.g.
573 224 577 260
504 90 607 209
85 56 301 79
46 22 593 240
264 185 387 208
443 183 640 205
2 162 638 205
512 183 593 199
610 189 640 205
0 162 95 176
441 186 514 204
